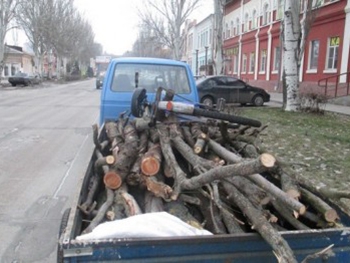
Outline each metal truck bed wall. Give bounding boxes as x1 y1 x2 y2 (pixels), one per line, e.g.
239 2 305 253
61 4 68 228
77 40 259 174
60 128 350 263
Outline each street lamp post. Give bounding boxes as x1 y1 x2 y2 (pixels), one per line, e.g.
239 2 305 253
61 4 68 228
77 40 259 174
195 49 199 76
205 46 208 76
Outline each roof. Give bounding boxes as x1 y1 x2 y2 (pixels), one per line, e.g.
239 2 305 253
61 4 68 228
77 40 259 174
5 45 34 57
5 45 23 55
110 57 187 66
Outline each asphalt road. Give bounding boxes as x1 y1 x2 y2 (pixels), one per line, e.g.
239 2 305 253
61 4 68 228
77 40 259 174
0 79 100 263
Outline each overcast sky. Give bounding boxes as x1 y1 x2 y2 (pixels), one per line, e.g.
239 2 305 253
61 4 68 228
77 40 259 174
73 0 213 55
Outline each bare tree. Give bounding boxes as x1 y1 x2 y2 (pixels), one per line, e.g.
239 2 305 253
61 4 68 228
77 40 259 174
17 0 97 78
282 0 322 111
16 0 52 74
213 0 224 75
132 23 172 58
138 0 201 60
0 0 19 84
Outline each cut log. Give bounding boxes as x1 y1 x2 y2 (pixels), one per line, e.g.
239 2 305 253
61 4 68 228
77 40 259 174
94 155 115 173
180 153 276 191
103 171 122 190
271 199 310 230
110 123 139 181
300 188 339 223
193 133 207 155
247 173 306 215
141 144 162 176
191 122 208 154
144 176 173 201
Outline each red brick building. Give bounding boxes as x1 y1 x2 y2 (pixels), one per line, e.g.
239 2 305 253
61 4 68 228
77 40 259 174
223 0 350 97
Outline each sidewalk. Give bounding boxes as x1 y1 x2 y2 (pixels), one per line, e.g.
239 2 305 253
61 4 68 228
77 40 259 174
268 92 350 116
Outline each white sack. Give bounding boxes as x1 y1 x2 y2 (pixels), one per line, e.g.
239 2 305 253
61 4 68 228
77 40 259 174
76 212 212 240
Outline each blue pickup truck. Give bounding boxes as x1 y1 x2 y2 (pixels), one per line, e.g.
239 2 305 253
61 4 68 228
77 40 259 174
57 57 350 263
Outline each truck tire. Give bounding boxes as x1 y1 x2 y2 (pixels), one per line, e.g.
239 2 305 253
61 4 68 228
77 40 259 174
193 107 262 127
57 208 71 263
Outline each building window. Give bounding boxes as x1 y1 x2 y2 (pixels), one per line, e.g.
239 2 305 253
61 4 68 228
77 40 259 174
233 54 239 73
260 50 267 72
276 0 284 20
326 36 339 70
312 0 324 8
233 47 239 73
236 18 240 35
231 20 234 36
226 23 230 38
244 13 249 32
273 47 281 71
4 65 9 76
262 3 269 25
242 54 247 73
308 40 319 70
249 52 255 72
11 66 16 75
188 34 193 52
252 9 257 29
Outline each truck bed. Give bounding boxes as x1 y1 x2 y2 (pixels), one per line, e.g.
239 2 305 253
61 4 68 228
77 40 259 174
58 129 350 263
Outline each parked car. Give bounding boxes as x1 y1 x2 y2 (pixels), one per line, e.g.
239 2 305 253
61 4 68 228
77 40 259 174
8 72 41 86
96 71 106 89
196 75 270 107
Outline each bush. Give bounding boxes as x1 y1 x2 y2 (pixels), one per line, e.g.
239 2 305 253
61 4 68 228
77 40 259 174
300 92 328 114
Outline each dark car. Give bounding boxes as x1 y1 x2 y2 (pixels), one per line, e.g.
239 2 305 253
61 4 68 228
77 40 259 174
8 72 41 86
96 71 106 89
196 75 270 107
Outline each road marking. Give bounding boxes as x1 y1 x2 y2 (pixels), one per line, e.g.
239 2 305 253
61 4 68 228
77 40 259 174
53 133 89 199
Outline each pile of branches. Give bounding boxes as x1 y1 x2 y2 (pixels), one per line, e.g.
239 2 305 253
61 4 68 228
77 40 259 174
78 110 350 263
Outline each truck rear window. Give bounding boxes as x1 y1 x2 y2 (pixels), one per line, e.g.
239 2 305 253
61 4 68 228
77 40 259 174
111 63 191 94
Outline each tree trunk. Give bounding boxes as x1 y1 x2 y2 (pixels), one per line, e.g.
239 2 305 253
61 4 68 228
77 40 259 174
283 0 301 111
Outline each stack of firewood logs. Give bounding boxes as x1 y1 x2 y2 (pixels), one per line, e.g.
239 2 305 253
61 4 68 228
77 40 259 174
78 110 349 263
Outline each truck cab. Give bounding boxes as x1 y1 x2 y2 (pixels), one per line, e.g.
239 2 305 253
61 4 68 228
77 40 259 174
99 57 199 125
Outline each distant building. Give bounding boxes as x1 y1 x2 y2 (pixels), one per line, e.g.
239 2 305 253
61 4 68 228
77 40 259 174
223 0 350 94
183 14 214 76
1 45 36 78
